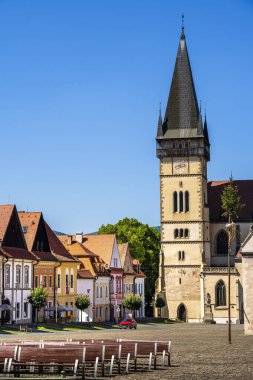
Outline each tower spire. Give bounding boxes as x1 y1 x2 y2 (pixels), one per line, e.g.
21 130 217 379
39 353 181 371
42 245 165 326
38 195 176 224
162 21 199 134
157 102 163 137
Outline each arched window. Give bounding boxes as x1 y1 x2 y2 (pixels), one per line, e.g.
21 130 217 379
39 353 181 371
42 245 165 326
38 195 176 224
216 280 226 306
174 229 179 238
179 228 184 238
100 286 103 298
106 286 108 297
16 265 21 286
5 265 10 288
173 192 178 213
179 191 183 212
185 191 189 212
184 229 189 238
216 230 228 254
96 286 99 298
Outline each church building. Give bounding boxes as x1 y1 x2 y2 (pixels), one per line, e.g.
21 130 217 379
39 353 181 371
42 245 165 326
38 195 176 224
155 24 253 325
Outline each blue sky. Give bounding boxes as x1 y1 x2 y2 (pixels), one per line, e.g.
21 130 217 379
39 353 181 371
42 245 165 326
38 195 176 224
0 0 252 233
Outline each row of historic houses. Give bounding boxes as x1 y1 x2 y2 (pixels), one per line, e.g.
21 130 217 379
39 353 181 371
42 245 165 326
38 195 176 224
0 204 145 324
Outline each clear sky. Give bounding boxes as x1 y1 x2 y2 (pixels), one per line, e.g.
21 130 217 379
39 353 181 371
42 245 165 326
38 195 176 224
0 0 252 233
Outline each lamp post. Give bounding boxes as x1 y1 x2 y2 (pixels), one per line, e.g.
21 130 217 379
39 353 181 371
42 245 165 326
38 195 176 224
226 218 236 344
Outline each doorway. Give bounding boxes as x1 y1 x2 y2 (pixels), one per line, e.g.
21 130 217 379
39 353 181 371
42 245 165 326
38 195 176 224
177 304 187 322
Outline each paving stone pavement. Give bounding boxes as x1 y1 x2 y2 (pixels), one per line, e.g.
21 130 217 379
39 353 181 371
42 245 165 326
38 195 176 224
0 323 252 379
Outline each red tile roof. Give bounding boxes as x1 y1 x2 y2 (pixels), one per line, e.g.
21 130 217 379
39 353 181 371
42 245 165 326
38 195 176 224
18 212 41 251
0 205 15 241
44 222 77 262
0 247 36 261
208 180 253 222
77 269 94 279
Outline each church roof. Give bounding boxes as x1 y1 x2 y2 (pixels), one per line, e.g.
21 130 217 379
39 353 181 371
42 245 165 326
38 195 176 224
208 180 253 222
161 29 202 137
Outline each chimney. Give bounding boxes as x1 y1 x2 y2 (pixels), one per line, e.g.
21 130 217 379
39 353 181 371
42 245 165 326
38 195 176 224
67 235 72 246
76 232 83 244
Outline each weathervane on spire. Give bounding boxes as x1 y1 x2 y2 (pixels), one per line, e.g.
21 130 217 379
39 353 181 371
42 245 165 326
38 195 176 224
182 13 184 32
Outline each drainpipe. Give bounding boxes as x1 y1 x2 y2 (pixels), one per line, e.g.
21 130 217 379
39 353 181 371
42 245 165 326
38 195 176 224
1 248 9 304
54 260 62 323
32 257 40 322
1 245 9 325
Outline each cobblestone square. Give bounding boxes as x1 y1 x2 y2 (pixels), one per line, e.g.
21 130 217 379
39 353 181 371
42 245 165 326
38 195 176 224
1 323 252 379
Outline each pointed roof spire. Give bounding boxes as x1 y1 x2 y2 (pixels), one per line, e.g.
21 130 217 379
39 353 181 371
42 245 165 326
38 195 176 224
157 102 164 137
181 13 185 39
162 18 200 135
203 109 210 144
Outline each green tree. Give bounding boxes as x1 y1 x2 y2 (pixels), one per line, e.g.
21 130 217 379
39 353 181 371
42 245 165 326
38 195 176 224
98 218 160 306
28 287 49 323
75 294 91 323
221 179 244 220
155 295 166 318
122 294 142 317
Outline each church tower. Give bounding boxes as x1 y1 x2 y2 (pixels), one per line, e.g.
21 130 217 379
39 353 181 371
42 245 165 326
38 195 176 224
156 25 211 322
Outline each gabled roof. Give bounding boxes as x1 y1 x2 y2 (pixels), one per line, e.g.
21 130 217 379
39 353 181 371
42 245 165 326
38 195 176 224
118 243 129 268
161 29 201 136
18 212 42 251
240 229 253 254
0 205 15 242
83 234 116 266
208 180 253 222
44 222 77 262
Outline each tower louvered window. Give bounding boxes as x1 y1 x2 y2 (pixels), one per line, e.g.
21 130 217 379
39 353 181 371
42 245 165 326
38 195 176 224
179 191 184 212
173 191 178 212
185 191 189 212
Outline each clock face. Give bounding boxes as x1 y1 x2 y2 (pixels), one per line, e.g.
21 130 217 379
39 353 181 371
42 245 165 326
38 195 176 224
174 159 187 173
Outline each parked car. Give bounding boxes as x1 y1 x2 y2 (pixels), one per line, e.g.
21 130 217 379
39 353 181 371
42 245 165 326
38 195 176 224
119 318 137 329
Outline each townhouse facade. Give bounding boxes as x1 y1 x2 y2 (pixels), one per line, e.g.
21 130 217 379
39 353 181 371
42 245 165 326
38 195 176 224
0 205 35 323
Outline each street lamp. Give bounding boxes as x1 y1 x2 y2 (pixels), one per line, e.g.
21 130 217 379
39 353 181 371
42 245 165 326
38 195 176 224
226 220 236 344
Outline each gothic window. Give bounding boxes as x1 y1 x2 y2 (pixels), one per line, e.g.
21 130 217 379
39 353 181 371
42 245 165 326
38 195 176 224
174 229 179 238
173 192 178 213
184 229 189 238
5 265 10 288
24 266 29 288
179 191 184 212
179 228 184 238
185 191 189 212
216 280 226 306
216 230 228 254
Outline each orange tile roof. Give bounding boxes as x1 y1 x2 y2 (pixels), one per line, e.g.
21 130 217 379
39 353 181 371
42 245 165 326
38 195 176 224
83 234 116 266
18 212 42 251
63 240 98 258
0 205 15 241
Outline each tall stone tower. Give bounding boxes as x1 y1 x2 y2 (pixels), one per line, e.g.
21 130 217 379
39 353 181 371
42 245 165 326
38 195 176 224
156 26 210 322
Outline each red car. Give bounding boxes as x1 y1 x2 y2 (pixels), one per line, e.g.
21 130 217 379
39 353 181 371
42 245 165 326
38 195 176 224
119 318 137 329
